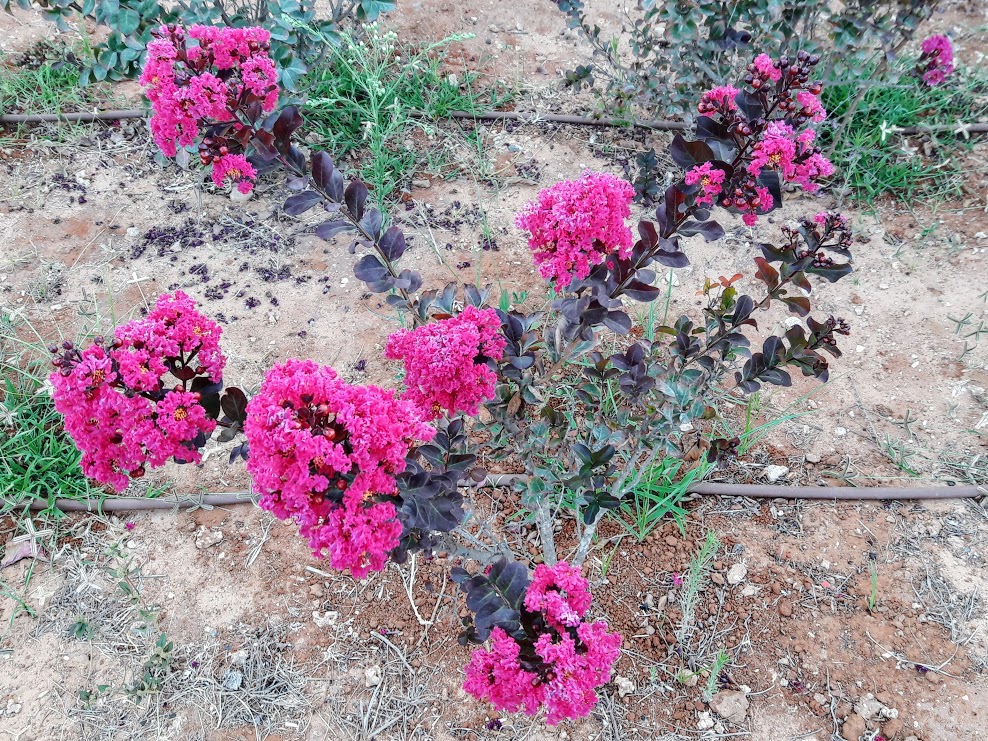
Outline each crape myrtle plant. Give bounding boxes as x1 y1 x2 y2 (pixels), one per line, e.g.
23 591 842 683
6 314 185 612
49 28 857 724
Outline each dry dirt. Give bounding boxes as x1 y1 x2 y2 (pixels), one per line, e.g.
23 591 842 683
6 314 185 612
1 1 988 740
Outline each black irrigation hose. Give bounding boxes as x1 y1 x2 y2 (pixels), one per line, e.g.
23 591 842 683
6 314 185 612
11 480 985 514
2 107 986 136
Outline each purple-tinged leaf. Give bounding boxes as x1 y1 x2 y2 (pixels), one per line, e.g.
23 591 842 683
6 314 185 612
354 254 390 283
314 220 353 240
360 207 383 239
379 226 407 261
345 180 369 221
670 134 715 169
678 219 725 242
311 151 334 191
283 191 323 216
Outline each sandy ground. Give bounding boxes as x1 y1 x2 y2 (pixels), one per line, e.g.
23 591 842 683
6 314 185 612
1 1 988 739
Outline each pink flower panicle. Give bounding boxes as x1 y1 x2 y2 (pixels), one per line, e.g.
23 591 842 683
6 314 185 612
746 121 833 194
684 162 727 206
751 53 782 84
385 306 506 419
692 53 830 227
697 85 739 114
515 171 635 288
243 360 434 578
919 35 954 87
140 24 279 192
464 562 622 725
49 291 224 491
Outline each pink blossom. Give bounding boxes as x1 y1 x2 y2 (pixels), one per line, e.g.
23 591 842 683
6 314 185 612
515 172 635 288
919 35 954 87
525 562 593 632
752 53 781 83
684 162 726 206
244 359 434 578
795 90 826 122
210 153 258 194
464 561 622 725
50 292 225 492
698 85 739 113
385 306 506 419
140 25 278 171
464 628 545 716
747 121 798 179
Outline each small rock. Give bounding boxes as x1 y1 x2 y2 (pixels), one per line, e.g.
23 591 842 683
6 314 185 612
614 675 635 698
805 452 822 464
778 600 793 617
411 178 431 189
710 573 725 586
126 226 139 237
230 188 252 203
194 526 224 550
309 584 324 598
855 693 897 721
365 664 383 687
222 668 243 691
727 563 747 585
762 465 789 483
841 712 867 740
709 690 749 722
974 231 986 240
696 711 715 731
741 584 758 597
834 427 847 437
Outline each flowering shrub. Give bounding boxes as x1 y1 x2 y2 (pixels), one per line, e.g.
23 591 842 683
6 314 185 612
918 34 954 87
140 24 279 192
244 359 434 577
385 306 506 419
456 560 621 724
49 291 230 491
45 40 861 726
515 171 635 288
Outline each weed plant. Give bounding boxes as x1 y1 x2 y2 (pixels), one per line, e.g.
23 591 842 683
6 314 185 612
822 62 988 202
302 29 514 205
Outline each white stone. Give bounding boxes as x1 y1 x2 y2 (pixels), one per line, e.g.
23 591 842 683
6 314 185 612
615 675 635 698
710 690 750 722
762 465 789 483
696 711 715 731
727 563 747 585
364 664 383 687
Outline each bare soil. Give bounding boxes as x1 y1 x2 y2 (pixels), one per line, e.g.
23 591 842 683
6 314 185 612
1 1 987 740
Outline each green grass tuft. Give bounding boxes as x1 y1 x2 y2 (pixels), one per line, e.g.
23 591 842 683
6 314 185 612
301 30 514 207
821 62 988 203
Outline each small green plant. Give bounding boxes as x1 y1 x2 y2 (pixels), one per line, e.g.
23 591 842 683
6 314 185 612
675 530 720 647
302 28 514 204
1 0 394 87
704 648 731 701
619 457 703 542
866 562 879 612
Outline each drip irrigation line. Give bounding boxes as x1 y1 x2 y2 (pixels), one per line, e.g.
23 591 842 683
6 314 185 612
10 479 984 514
2 107 986 137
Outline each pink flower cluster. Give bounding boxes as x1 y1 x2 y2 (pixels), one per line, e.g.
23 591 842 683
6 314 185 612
140 25 278 193
752 53 782 84
515 172 635 288
684 162 726 206
385 306 506 420
747 122 834 193
919 34 954 86
464 562 622 725
244 360 434 578
50 291 224 491
697 85 739 114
